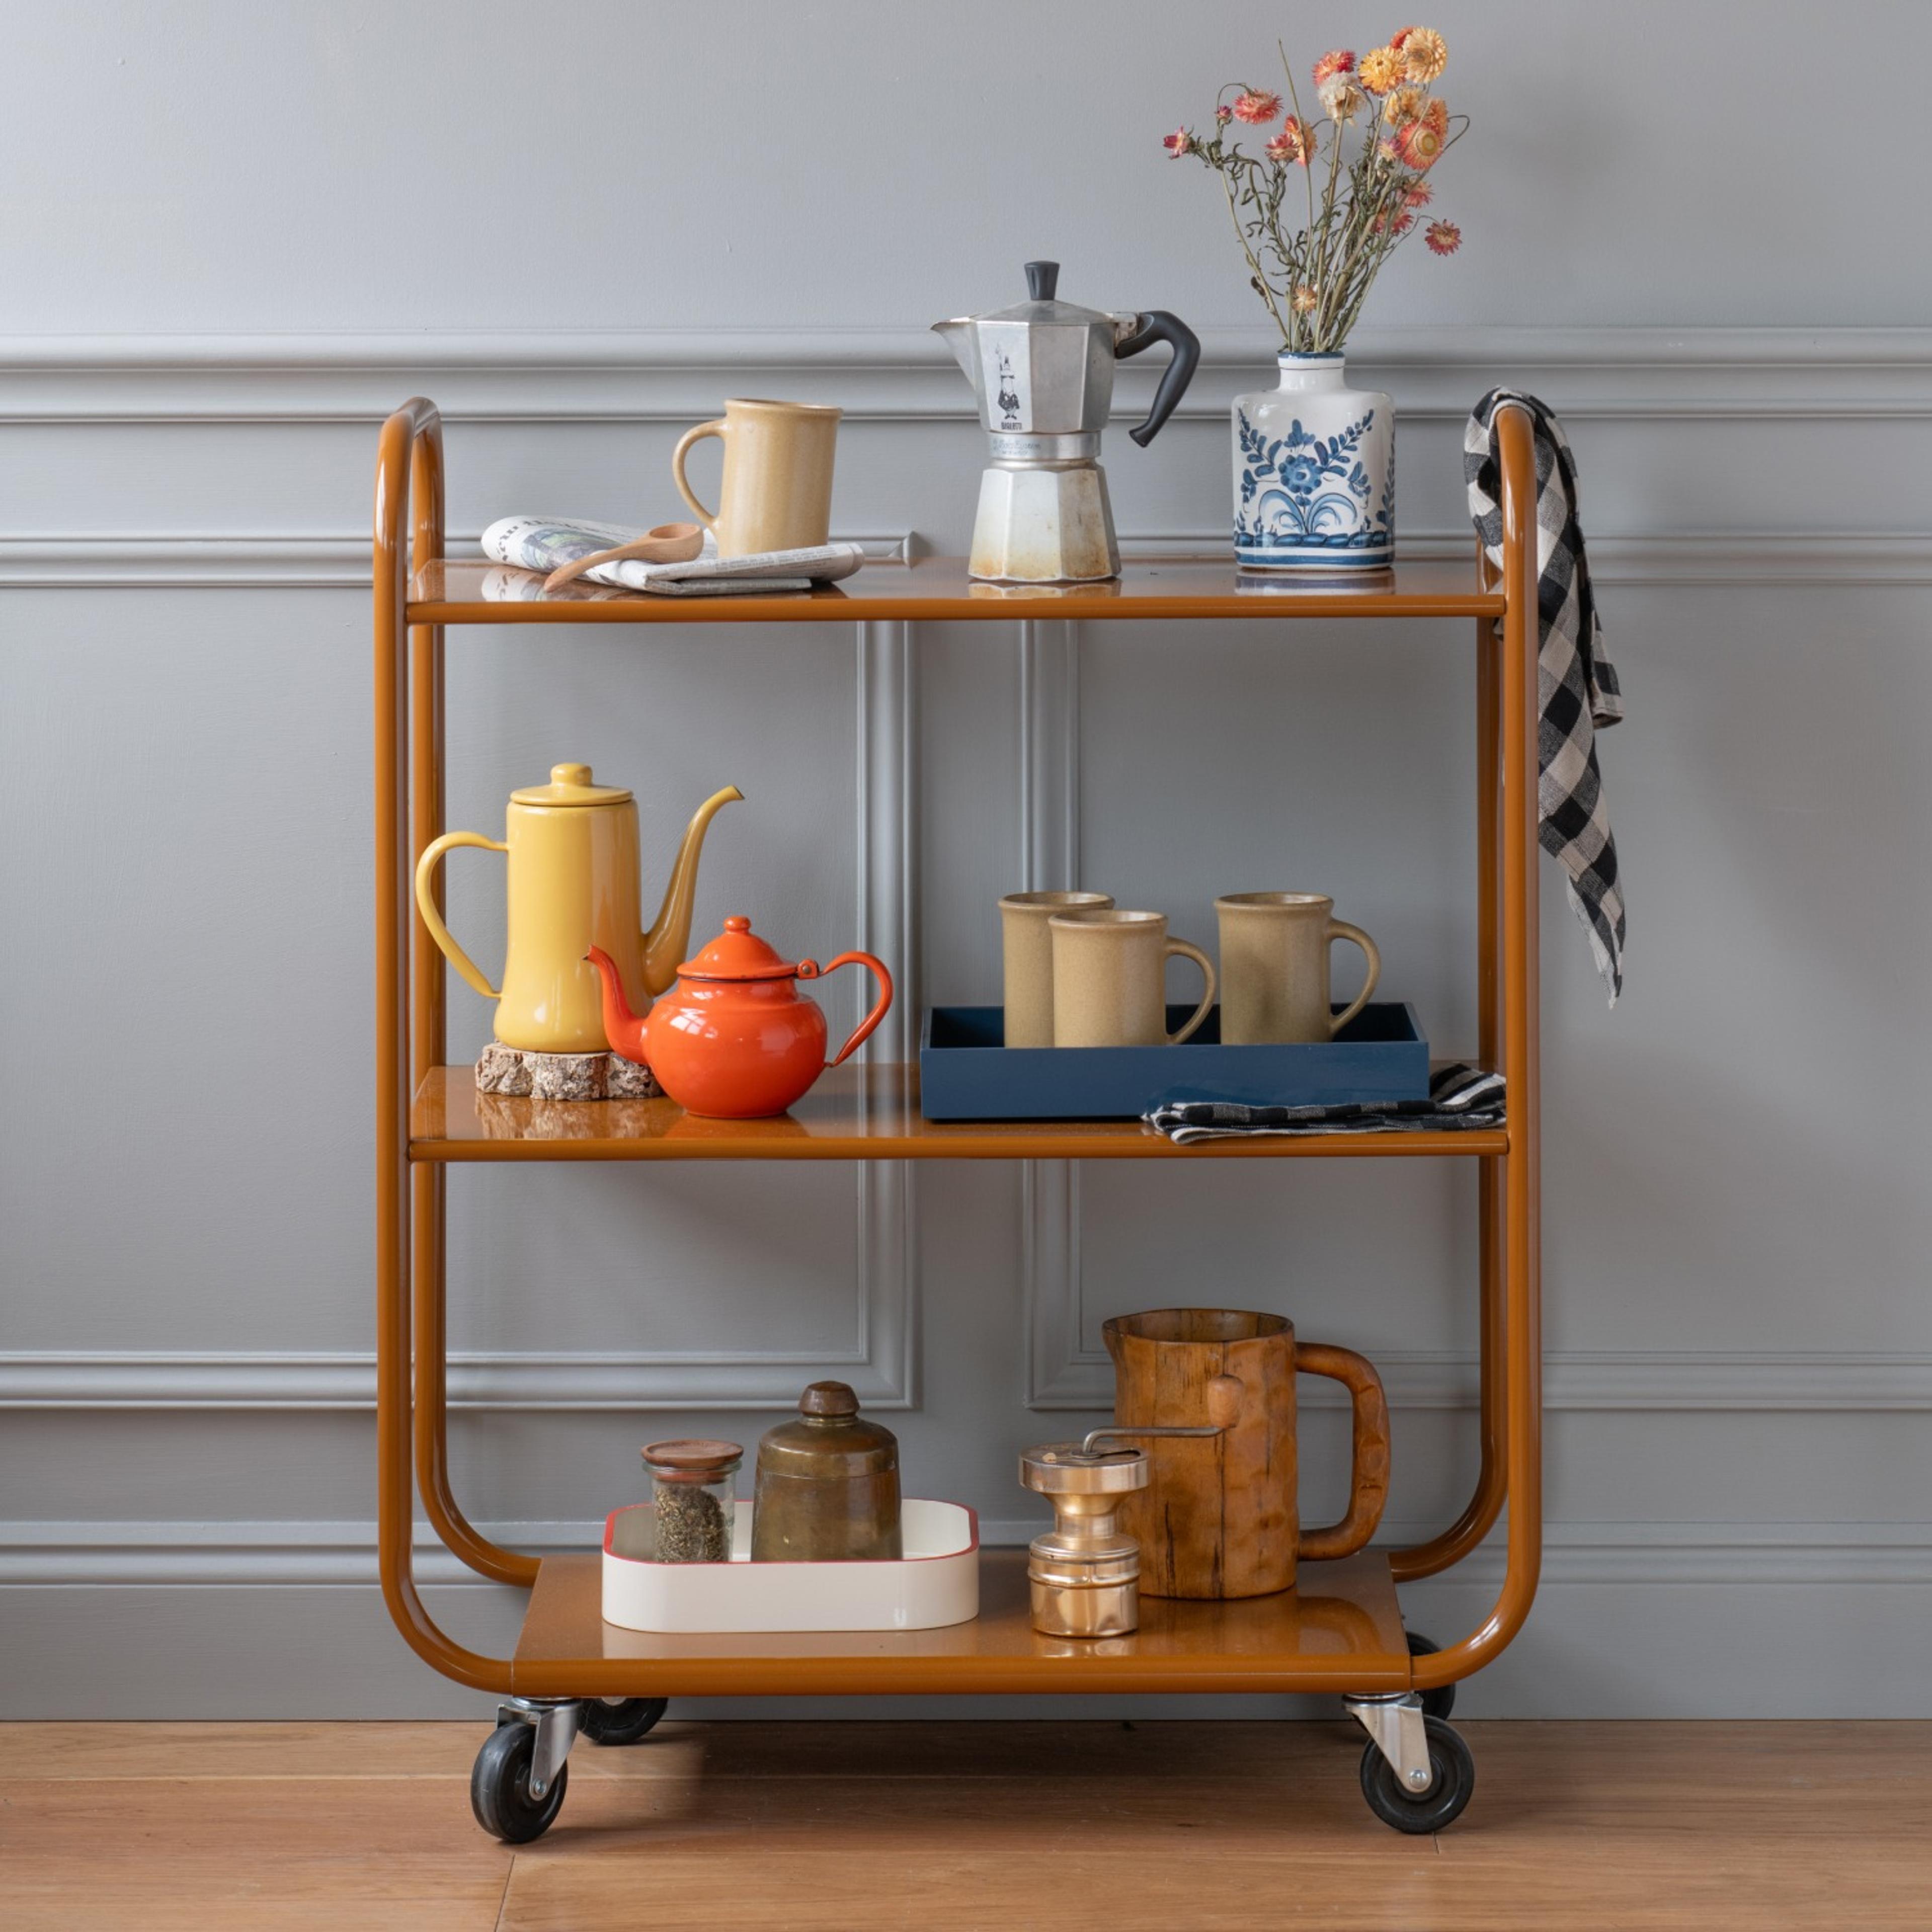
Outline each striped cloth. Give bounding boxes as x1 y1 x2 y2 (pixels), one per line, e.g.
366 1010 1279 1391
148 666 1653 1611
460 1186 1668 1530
1466 390 1626 1003
1144 1064 1505 1144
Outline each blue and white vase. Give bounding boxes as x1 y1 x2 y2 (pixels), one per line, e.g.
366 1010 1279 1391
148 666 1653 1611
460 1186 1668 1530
1232 354 1394 572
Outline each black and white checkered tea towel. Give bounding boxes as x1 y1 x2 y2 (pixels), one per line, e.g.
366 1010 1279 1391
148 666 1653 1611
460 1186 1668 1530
1144 1064 1505 1144
1466 391 1626 1003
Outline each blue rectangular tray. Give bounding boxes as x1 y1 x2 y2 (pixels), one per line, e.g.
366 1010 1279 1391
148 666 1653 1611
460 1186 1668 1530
918 1003 1429 1121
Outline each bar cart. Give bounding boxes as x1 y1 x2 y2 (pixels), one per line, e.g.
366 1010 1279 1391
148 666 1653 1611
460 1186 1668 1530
372 398 1542 1839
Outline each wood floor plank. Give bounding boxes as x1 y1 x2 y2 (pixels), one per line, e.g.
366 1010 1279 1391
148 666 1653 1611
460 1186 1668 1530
6 1720 1931 1931
0 1776 511 1932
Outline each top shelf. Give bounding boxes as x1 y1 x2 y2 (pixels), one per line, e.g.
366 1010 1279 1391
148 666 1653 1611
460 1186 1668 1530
407 556 1503 626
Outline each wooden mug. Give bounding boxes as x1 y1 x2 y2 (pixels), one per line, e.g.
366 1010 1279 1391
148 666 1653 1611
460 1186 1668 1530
671 397 841 558
998 891 1114 1048
1102 1308 1390 1599
1048 909 1216 1048
1214 892 1381 1044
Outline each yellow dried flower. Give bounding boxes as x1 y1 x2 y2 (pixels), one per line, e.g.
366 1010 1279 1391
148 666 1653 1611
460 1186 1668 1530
1383 85 1428 125
1358 45 1403 94
1292 285 1319 314
1397 27 1448 84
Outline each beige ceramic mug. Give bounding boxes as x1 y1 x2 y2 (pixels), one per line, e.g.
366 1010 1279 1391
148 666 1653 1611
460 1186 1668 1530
1049 910 1217 1048
671 397 841 558
1000 891 1115 1048
1215 893 1381 1044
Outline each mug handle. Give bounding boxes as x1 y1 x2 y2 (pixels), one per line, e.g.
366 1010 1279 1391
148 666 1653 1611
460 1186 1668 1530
1295 1342 1391 1560
796 951 895 1067
413 831 508 1001
1163 938 1217 1044
670 418 726 531
1326 920 1382 1037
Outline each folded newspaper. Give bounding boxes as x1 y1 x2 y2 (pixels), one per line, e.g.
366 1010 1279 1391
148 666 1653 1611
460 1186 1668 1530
480 517 866 597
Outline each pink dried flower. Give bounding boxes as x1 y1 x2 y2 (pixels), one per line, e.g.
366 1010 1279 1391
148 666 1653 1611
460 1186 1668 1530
1216 104 1234 125
1265 116 1318 165
1232 89 1283 124
1163 127 1195 158
1402 177 1433 208
1425 218 1462 255
1312 49 1356 84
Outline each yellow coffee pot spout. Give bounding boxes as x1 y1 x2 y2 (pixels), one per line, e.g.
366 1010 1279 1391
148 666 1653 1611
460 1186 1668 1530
641 784 744 996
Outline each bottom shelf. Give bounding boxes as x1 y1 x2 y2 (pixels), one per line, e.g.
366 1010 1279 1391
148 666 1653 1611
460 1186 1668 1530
510 1549 1411 1699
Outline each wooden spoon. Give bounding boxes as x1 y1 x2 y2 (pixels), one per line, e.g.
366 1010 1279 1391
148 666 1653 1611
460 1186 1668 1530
543 522 705 593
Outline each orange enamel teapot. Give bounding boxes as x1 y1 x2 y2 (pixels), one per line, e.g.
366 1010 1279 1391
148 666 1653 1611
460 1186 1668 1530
588 918 893 1119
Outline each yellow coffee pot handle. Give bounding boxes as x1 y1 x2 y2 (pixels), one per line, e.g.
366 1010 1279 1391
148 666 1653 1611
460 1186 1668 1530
414 831 508 1001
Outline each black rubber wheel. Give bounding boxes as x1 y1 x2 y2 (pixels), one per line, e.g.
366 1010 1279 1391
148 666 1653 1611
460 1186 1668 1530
578 1697 668 1746
470 1721 568 1843
1405 1632 1456 1720
1359 1714 1475 1834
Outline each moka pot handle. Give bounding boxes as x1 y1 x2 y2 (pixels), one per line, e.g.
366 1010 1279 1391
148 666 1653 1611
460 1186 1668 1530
1116 310 1201 447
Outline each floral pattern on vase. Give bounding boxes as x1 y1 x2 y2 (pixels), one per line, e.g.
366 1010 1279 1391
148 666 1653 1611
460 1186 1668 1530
1232 354 1394 572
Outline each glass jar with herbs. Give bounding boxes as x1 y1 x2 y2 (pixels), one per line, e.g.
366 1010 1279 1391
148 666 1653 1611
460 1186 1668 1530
639 1439 742 1563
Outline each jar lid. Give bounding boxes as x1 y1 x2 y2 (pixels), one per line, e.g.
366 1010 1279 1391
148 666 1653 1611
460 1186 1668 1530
511 762 633 808
677 916 801 984
641 1437 743 1478
756 1381 899 1475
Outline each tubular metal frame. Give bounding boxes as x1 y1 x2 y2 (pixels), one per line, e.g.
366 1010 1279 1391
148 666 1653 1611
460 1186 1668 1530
371 396 1543 1702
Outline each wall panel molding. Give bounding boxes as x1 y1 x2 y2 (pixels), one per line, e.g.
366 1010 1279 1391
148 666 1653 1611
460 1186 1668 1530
2 326 1929 423
5 1515 1928 1587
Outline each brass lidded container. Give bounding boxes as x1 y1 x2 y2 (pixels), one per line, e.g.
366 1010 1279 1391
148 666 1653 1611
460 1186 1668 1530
751 1381 902 1561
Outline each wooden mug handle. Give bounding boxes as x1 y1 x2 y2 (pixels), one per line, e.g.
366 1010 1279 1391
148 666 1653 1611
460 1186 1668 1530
1295 1342 1391 1561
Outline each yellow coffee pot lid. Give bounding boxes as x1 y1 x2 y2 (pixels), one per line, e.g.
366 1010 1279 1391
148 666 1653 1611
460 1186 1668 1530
510 762 633 808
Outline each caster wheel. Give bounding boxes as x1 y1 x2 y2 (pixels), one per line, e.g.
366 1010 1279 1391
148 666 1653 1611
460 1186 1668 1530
1405 1632 1456 1720
470 1721 568 1843
1359 1714 1475 1834
578 1697 668 1746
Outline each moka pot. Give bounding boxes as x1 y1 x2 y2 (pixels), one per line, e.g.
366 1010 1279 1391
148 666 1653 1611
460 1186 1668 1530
933 261 1199 584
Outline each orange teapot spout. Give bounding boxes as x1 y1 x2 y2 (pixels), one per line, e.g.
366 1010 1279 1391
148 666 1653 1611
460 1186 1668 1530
585 946 652 1064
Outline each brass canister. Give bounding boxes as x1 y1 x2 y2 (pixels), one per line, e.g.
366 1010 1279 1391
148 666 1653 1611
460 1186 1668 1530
751 1381 902 1561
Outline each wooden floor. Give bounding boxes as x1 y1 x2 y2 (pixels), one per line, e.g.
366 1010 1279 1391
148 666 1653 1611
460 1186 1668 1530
5 1720 1928 1930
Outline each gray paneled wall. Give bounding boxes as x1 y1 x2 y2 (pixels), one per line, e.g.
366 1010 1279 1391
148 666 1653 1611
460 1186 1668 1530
3 2 1929 1717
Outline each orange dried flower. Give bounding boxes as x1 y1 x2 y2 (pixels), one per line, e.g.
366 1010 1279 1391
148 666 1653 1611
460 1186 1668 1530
1312 49 1355 84
1399 27 1447 82
1232 89 1282 124
1358 45 1403 94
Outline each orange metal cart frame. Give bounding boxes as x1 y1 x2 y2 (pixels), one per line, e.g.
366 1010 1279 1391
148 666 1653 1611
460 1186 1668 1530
372 397 1541 1823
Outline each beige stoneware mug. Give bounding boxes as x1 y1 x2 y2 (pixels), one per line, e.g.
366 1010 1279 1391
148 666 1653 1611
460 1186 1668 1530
999 891 1115 1048
672 397 842 557
1215 893 1381 1044
1049 910 1217 1049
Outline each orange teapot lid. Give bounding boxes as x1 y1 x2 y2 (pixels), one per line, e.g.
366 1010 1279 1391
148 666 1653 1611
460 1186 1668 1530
678 916 806 984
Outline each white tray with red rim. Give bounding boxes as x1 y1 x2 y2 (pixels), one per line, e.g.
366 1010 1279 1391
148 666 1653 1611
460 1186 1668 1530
601 1499 980 1633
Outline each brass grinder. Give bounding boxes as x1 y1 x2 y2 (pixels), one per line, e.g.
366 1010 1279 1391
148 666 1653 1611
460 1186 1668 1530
1019 1426 1220 1639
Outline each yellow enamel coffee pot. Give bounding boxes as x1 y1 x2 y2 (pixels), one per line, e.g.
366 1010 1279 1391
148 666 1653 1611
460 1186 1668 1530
414 765 741 1055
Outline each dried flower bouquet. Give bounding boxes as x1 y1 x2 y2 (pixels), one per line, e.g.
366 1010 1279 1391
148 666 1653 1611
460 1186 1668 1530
1165 27 1467 353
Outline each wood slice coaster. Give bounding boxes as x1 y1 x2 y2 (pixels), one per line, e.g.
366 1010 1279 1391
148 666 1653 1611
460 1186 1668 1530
474 1041 660 1100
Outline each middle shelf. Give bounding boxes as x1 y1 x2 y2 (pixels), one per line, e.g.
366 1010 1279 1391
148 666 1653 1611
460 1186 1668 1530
411 1063 1507 1163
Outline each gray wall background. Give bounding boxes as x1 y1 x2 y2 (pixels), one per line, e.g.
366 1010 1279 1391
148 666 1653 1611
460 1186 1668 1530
3 1 1928 1718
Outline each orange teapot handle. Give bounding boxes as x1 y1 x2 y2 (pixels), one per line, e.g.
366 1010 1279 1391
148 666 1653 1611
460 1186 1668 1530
795 951 895 1068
